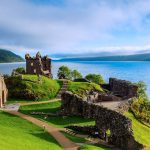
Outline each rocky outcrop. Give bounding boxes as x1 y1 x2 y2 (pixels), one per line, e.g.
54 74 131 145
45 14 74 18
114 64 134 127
60 91 143 150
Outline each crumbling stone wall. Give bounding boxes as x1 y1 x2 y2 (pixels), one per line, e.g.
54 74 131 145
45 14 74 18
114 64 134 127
109 78 138 98
61 91 143 150
0 75 8 107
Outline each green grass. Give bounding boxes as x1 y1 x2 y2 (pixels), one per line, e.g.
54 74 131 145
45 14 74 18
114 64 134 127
19 101 95 128
68 81 103 97
79 144 111 150
125 112 150 146
6 75 61 101
0 111 62 150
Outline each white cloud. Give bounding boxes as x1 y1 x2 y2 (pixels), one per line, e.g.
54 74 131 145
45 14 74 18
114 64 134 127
0 0 150 55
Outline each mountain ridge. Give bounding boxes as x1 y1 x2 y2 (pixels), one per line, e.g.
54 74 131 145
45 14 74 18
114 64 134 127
59 53 150 61
0 49 24 63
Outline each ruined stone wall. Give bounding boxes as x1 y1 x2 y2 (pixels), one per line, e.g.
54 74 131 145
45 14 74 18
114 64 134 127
26 58 42 75
61 91 143 150
109 78 138 98
0 76 8 107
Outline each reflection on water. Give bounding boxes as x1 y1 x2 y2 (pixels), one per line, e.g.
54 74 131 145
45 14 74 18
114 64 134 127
0 61 150 96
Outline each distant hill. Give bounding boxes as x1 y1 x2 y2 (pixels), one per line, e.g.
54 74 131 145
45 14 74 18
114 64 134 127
60 53 150 61
0 49 24 63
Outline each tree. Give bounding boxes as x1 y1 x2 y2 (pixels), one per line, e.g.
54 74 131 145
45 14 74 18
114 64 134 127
12 67 25 76
71 70 82 80
57 66 71 79
85 74 105 84
136 81 148 100
15 67 25 74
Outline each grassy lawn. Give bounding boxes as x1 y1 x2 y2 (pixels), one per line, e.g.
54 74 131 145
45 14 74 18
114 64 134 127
19 101 95 128
79 144 111 150
68 81 103 97
125 112 150 146
0 111 62 150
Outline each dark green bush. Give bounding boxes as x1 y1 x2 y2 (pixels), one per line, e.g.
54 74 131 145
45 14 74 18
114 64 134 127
85 74 105 84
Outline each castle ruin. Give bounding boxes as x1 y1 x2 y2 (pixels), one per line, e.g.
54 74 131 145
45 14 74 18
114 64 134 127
60 78 142 149
25 52 52 78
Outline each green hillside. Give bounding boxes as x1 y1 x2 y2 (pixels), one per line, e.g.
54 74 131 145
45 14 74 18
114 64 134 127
6 75 61 101
0 49 24 63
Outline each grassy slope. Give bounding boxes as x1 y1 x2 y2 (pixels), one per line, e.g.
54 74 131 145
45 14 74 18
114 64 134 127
19 101 95 128
125 112 150 146
68 81 103 97
0 111 62 150
6 75 103 101
6 75 61 101
79 144 111 150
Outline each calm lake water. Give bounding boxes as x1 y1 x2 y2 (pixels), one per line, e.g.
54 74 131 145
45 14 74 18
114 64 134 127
0 61 150 96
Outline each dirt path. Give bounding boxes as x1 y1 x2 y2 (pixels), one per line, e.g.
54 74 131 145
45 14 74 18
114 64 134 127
4 110 78 150
20 99 61 106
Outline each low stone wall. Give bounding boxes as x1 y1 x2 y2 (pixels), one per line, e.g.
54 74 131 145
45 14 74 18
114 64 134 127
61 91 143 150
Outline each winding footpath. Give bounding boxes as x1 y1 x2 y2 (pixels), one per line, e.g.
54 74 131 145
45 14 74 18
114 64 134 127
3 99 79 150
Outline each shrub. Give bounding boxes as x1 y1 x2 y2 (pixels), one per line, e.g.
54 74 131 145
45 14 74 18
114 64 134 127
57 66 72 79
136 81 148 100
85 74 105 84
14 67 25 74
71 70 82 80
130 81 150 124
131 97 150 124
57 66 83 80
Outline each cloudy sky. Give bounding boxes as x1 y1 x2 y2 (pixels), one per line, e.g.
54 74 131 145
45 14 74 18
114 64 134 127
1 0 150 56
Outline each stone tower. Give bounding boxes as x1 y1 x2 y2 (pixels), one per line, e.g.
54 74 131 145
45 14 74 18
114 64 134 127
25 52 52 78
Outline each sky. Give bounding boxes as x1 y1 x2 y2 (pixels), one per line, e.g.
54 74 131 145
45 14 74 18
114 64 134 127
1 0 150 57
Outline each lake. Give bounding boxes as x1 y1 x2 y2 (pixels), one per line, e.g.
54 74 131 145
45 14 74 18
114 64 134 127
0 61 150 96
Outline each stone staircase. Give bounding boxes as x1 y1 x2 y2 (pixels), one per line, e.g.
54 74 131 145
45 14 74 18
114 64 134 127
57 80 69 99
64 128 117 149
